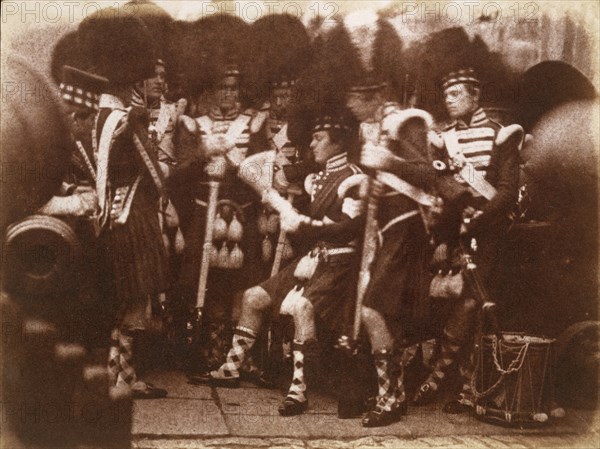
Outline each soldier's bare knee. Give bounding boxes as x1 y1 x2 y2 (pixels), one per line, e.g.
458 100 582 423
243 286 271 311
361 307 377 326
294 297 314 317
361 306 383 326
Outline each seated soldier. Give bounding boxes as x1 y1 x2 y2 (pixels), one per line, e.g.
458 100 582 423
204 112 365 416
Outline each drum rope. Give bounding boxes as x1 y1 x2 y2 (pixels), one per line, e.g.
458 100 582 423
471 335 530 399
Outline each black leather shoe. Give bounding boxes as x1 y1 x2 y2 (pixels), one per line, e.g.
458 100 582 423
278 397 308 416
132 383 168 399
361 401 407 427
412 382 438 406
442 398 473 414
187 371 211 384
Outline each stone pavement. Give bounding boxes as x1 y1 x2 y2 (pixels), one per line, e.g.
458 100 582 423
131 371 599 449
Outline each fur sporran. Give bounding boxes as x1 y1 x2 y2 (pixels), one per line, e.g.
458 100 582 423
429 270 464 299
293 250 320 281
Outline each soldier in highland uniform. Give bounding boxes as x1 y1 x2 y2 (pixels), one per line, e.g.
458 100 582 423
78 7 171 399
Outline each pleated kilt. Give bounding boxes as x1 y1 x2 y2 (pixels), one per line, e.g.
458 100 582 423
261 250 359 338
363 213 453 343
99 192 168 304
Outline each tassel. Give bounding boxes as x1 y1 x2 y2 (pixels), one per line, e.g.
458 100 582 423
164 200 179 228
227 214 243 242
294 253 319 281
267 213 279 235
262 236 273 262
258 211 269 235
229 243 244 269
283 237 294 260
174 227 185 254
162 232 171 255
209 243 219 267
218 243 229 268
213 213 228 241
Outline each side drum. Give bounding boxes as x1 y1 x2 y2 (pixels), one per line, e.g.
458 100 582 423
472 333 560 426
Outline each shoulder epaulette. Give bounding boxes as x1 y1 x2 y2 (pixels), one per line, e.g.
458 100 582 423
495 124 524 149
349 163 363 174
428 130 444 148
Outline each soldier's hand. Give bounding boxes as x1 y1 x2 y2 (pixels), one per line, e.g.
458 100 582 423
361 143 394 170
279 209 311 233
342 197 365 219
226 145 247 167
204 134 234 157
78 190 98 216
432 243 448 265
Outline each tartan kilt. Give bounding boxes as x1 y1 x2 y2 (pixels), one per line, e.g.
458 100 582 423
99 192 168 303
261 251 359 338
363 214 450 343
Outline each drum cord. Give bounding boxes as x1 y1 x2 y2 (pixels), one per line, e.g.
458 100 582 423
471 336 530 400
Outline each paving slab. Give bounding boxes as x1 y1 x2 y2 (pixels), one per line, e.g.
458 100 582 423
404 403 578 438
133 433 599 449
134 437 305 449
217 387 338 416
143 370 214 400
132 398 228 437
224 414 311 438
300 414 412 439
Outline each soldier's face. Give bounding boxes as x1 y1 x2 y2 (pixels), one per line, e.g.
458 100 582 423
216 76 239 111
270 86 293 118
145 64 166 102
444 83 479 119
346 91 379 122
310 130 342 165
69 108 94 145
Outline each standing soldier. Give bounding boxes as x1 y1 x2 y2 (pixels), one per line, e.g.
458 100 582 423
411 28 523 412
126 0 186 271
42 35 110 349
78 7 171 399
44 30 105 223
250 14 310 284
175 16 270 377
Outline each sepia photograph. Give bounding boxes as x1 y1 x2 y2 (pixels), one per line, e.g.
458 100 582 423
1 1 598 448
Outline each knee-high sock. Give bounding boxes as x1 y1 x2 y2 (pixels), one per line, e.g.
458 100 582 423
456 349 476 405
286 340 307 403
421 330 463 391
373 349 405 412
108 328 121 387
212 326 257 379
116 329 138 388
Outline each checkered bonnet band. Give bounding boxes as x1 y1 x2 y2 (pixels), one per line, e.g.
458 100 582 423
442 68 480 90
313 115 349 133
60 65 107 111
60 83 100 111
